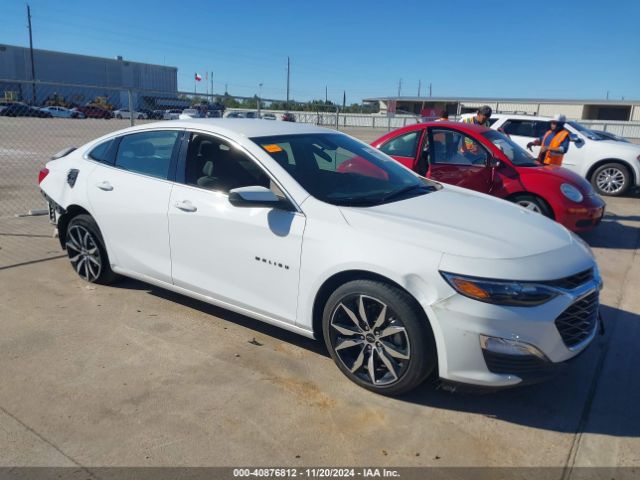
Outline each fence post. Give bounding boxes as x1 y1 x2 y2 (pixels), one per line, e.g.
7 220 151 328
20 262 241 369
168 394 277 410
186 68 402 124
335 107 339 131
372 116 375 128
128 89 134 127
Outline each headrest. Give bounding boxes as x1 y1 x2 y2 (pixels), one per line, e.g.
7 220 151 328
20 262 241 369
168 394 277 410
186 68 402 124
202 160 214 177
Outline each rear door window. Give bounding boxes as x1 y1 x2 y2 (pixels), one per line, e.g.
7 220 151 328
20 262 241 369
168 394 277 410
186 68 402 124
502 120 537 138
114 130 181 179
379 130 421 158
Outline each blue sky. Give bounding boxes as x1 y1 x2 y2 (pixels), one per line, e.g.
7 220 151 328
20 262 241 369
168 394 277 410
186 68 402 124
3 0 639 103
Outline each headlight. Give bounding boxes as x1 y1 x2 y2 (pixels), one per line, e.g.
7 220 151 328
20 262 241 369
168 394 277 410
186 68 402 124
560 183 583 203
441 272 559 306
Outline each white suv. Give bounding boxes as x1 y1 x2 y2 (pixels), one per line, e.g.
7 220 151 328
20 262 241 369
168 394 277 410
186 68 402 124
481 114 640 196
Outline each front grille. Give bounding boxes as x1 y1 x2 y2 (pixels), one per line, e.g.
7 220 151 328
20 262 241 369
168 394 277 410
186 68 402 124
555 291 599 348
546 268 594 290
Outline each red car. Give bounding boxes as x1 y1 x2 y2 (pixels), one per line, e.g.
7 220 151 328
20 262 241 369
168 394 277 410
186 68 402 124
364 122 605 232
74 105 113 119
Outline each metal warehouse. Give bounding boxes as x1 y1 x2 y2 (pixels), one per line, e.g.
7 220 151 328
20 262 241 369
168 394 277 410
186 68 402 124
0 44 178 109
366 96 640 122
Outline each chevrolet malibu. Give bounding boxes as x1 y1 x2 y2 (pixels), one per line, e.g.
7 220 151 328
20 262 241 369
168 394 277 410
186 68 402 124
38 119 602 395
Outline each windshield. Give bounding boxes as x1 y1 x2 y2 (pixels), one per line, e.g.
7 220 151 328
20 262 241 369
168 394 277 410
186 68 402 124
482 130 538 166
568 121 601 140
251 133 438 206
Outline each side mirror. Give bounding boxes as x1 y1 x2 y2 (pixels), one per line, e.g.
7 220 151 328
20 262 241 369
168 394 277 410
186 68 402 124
488 157 501 168
570 134 585 146
228 186 293 210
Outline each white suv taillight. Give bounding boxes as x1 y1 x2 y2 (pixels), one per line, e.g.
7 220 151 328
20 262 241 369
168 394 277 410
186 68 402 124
38 167 49 184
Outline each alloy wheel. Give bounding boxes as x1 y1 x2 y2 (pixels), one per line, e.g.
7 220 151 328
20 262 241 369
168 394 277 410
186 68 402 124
596 168 625 194
516 200 542 213
66 225 102 282
329 294 411 387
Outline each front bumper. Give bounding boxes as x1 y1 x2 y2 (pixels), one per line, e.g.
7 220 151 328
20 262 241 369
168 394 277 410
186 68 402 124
429 272 601 388
554 194 606 233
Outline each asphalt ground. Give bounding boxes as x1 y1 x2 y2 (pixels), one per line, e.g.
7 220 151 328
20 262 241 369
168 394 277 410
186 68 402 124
0 117 638 474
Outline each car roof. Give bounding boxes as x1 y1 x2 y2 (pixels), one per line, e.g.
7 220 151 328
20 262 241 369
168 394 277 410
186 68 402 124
490 114 553 121
126 118 333 138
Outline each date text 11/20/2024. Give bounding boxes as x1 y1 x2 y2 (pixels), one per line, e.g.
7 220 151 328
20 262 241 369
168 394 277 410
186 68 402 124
232 468 400 477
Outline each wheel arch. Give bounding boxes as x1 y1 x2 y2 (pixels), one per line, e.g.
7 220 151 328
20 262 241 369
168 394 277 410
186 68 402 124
57 204 92 249
505 191 555 220
586 158 636 185
311 269 430 341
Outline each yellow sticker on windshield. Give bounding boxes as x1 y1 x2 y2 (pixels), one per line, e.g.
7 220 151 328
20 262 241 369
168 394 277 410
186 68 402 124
263 144 283 153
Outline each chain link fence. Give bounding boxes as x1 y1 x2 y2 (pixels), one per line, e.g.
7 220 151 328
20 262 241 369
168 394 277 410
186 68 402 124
2 78 639 269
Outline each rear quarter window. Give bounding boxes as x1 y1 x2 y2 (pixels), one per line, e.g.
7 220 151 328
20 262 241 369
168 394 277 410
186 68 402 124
88 139 116 164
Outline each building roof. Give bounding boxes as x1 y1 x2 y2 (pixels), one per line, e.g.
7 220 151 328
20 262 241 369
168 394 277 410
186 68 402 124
364 96 640 106
0 44 176 71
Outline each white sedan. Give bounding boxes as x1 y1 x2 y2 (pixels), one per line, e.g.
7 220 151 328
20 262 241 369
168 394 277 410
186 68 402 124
113 109 148 120
38 119 601 395
39 106 84 118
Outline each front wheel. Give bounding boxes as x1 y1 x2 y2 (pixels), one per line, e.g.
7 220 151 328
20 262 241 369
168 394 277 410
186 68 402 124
322 280 436 396
591 163 630 196
65 214 118 284
511 194 553 219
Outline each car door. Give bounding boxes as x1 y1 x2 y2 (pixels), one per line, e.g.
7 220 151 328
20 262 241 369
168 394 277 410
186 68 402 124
168 131 305 324
559 124 584 172
86 129 183 283
500 119 550 160
377 129 425 172
424 127 493 193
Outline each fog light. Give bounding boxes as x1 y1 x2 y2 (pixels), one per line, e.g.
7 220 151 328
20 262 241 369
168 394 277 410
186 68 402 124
480 335 547 359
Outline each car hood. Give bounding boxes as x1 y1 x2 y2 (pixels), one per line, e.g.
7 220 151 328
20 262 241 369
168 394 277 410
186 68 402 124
598 139 640 153
520 164 595 194
339 185 574 260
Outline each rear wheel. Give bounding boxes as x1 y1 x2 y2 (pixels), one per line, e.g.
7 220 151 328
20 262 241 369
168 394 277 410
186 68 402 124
511 194 553 219
65 214 118 284
591 162 630 196
322 280 436 396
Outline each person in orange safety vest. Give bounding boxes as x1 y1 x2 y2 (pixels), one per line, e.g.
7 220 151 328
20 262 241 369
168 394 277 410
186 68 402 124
527 114 571 166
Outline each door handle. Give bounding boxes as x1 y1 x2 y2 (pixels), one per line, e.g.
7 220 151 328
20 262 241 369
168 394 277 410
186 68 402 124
96 181 113 191
174 200 197 212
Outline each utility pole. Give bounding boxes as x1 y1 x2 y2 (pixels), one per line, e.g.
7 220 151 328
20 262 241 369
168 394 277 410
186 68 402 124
325 85 328 103
429 83 432 97
606 90 610 100
418 80 421 97
27 4 36 104
286 56 290 110
397 78 402 97
211 71 214 97
257 83 263 116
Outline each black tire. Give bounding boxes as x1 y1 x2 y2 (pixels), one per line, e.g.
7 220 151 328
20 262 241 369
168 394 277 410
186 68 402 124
322 280 436 396
65 214 118 284
510 194 553 219
590 162 630 197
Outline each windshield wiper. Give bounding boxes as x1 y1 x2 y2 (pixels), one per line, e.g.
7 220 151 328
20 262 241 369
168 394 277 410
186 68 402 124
378 184 435 203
